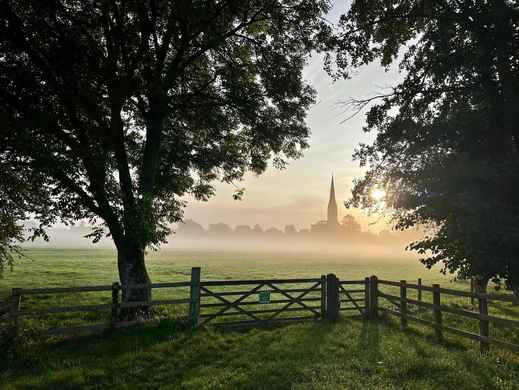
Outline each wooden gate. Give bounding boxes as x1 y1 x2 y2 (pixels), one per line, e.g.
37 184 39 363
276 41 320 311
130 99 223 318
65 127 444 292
198 277 325 327
338 278 368 318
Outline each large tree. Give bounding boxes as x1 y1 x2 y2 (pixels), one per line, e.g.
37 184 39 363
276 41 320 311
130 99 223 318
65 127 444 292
331 0 519 292
0 0 330 302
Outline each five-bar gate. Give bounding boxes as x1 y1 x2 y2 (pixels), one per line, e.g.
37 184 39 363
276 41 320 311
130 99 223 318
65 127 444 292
196 273 369 327
198 277 326 327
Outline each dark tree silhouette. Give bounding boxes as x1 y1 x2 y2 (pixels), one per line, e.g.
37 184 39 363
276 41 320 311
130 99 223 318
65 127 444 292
331 0 519 292
0 159 54 275
0 208 22 276
208 223 233 237
340 215 360 234
0 0 330 305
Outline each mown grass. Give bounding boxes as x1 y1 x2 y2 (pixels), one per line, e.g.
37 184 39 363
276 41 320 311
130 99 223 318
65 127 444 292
1 248 519 389
3 317 519 389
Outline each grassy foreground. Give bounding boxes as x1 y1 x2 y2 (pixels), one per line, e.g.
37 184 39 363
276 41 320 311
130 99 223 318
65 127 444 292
2 248 519 389
3 317 519 389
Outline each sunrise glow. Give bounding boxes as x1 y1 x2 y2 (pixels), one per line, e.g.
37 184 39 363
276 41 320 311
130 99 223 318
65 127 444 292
370 188 386 202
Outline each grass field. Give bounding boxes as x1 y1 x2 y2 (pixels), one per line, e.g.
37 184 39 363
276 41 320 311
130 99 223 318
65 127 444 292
0 247 460 292
2 248 519 389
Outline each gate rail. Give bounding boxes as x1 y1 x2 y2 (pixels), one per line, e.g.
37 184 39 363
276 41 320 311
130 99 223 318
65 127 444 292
198 277 325 327
338 279 369 316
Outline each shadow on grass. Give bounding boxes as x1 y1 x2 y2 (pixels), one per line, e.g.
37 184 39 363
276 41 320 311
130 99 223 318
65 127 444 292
4 318 339 389
5 316 519 389
5 318 191 371
356 318 382 363
379 314 519 388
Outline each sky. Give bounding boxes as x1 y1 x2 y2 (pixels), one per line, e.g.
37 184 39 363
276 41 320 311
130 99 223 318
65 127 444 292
182 2 403 232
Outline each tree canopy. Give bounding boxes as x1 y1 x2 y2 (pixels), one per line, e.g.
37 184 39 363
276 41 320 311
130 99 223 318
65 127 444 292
331 0 519 288
0 159 54 275
0 0 330 295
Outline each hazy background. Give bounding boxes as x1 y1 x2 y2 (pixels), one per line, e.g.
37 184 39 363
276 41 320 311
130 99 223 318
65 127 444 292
181 1 403 233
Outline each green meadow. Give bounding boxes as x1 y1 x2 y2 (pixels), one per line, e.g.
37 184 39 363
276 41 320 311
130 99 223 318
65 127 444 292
1 248 519 389
0 247 460 293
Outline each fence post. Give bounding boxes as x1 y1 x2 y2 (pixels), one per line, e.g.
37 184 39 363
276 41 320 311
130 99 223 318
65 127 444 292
189 267 201 325
364 277 370 319
400 280 407 329
326 273 339 321
111 282 120 327
478 295 490 353
369 275 378 319
470 278 475 305
320 275 327 319
432 284 442 341
10 288 21 337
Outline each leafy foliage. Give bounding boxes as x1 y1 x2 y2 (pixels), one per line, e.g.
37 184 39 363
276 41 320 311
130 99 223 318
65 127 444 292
0 211 22 276
0 1 330 283
0 160 54 275
331 0 519 284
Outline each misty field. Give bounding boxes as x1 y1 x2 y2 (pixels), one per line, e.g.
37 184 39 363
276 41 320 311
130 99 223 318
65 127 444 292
2 248 519 389
0 247 457 293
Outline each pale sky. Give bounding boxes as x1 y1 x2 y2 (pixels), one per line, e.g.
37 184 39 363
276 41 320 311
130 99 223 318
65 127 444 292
182 2 403 232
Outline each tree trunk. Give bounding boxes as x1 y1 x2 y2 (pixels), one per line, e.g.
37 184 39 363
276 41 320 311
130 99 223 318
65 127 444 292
116 241 152 319
474 276 490 294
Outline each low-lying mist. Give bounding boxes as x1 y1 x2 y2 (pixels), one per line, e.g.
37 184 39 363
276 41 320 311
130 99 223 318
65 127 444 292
22 225 422 264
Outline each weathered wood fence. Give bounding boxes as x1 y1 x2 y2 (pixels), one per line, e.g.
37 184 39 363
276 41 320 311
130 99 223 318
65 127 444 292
373 277 519 353
7 273 194 336
4 270 519 353
5 268 366 335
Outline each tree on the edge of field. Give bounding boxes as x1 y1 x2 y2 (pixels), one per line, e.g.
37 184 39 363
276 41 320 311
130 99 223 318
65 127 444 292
0 160 54 276
0 213 22 276
0 0 331 307
330 0 519 292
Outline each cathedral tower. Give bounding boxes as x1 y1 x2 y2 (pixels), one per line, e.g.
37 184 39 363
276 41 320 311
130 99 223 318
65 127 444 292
327 175 338 226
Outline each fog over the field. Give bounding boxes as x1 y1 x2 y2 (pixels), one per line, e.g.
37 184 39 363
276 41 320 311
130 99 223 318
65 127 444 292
22 218 425 263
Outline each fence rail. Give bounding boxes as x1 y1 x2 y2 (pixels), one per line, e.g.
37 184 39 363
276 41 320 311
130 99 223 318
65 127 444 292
379 279 517 302
2 270 519 354
198 277 327 326
5 269 199 337
376 277 519 352
3 269 335 335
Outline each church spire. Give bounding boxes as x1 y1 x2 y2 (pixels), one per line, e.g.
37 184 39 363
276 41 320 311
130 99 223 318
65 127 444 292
327 174 338 225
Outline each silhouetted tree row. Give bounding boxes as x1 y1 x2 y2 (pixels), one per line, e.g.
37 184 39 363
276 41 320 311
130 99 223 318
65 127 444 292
176 216 422 246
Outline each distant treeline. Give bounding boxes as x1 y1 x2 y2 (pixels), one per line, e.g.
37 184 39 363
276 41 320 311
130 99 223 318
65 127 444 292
176 216 423 246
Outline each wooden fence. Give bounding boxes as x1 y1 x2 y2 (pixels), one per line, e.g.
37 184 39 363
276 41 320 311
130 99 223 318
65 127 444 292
6 270 196 336
5 269 369 336
372 276 519 353
3 270 519 354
